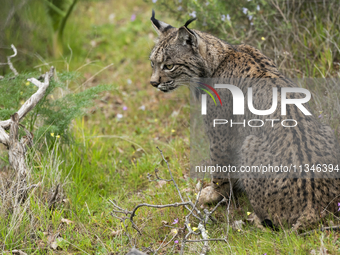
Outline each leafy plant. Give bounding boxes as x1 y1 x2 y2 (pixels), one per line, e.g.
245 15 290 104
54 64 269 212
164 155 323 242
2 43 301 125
43 0 79 57
0 71 110 145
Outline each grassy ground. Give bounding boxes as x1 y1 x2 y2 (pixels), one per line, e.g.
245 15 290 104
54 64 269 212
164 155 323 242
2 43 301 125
1 0 340 254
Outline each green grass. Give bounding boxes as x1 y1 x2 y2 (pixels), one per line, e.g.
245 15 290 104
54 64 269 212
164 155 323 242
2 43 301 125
1 0 340 254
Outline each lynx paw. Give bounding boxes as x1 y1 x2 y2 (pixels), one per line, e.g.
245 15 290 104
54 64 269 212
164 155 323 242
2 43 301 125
198 185 223 205
247 213 267 231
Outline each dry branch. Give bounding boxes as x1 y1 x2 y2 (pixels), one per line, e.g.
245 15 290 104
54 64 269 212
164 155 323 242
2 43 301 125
7 44 19 76
0 66 54 132
0 44 19 77
8 113 31 176
0 66 54 205
10 249 28 255
110 147 228 255
0 126 10 146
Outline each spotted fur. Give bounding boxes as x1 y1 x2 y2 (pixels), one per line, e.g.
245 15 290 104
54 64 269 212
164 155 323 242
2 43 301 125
149 12 340 230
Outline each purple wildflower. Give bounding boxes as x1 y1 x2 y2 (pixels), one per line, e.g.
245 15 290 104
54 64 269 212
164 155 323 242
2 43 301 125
338 202 340 211
189 11 196 18
131 14 136 21
174 240 179 244
123 106 128 111
318 114 323 118
172 218 179 224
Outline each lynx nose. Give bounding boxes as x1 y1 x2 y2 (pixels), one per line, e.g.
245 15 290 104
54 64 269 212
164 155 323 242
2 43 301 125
150 81 160 87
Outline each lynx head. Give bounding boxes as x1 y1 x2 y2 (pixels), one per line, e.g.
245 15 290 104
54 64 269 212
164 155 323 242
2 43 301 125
149 10 209 92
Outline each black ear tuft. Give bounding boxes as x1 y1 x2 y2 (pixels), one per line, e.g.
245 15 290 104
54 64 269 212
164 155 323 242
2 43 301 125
184 17 197 28
151 10 174 36
183 17 197 35
151 9 160 30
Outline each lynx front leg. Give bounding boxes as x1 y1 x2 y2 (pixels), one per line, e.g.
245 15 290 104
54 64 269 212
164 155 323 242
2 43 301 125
199 134 242 205
198 150 238 205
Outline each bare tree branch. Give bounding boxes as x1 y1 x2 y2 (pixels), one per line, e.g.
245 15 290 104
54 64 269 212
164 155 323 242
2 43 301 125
0 44 19 76
10 249 28 255
0 66 54 132
110 147 229 255
0 67 54 207
0 126 9 146
7 44 19 76
8 113 27 176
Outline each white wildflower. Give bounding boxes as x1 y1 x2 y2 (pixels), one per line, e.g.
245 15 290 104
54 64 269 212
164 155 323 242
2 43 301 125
189 11 196 18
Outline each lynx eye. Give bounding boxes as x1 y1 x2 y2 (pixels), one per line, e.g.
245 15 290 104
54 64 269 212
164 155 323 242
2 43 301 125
164 64 174 70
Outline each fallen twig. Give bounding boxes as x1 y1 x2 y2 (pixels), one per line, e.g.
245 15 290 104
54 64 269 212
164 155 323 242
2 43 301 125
110 147 229 254
147 168 172 182
0 44 19 77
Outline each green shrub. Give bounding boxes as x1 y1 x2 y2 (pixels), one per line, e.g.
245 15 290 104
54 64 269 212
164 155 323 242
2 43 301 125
0 71 109 145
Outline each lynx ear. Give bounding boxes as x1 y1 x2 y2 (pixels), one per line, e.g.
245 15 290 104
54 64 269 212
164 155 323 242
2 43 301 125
151 10 174 36
176 26 197 46
176 18 207 58
176 17 198 46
